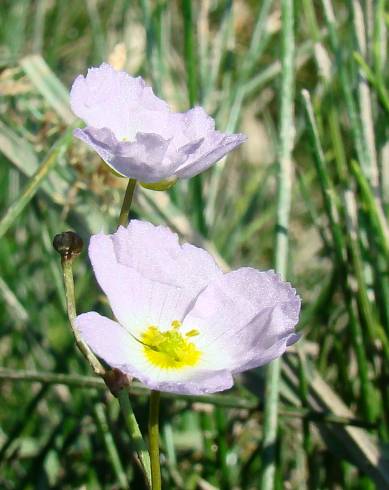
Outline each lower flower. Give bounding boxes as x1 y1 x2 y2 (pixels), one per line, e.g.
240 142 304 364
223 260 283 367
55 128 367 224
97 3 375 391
75 220 301 395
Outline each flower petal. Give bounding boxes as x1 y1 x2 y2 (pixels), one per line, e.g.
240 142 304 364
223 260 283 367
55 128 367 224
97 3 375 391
76 312 136 366
111 221 222 296
74 127 180 181
70 63 168 141
172 107 215 146
182 268 301 372
127 366 234 395
89 231 197 334
175 132 247 178
70 64 247 181
76 312 233 394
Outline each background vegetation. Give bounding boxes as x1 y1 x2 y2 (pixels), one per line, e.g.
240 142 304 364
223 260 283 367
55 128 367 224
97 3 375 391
1 0 389 488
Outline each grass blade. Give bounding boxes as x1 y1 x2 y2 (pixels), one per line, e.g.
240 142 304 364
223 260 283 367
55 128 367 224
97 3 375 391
260 0 295 488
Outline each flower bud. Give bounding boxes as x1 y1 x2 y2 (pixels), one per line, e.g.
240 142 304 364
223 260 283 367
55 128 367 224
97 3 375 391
103 368 132 397
53 231 84 261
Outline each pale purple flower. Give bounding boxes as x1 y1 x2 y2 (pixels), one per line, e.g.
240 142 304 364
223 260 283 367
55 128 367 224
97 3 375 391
75 220 301 395
70 63 246 183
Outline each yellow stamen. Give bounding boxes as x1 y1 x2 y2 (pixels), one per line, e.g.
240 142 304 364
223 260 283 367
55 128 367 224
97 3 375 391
185 329 199 338
141 322 201 370
171 320 182 329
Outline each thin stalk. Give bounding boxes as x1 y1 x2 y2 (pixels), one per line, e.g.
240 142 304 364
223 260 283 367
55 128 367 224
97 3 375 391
182 0 206 236
261 1 295 488
118 178 137 227
0 127 73 240
56 233 151 485
149 390 161 490
61 257 105 375
118 389 152 487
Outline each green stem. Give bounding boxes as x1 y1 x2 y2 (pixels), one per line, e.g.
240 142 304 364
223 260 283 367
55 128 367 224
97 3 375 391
118 389 152 487
149 390 161 490
261 0 295 488
182 0 206 236
57 233 151 484
61 257 105 376
118 178 137 227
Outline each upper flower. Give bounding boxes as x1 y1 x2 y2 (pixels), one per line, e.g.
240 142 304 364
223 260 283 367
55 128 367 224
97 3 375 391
75 220 301 395
70 63 246 183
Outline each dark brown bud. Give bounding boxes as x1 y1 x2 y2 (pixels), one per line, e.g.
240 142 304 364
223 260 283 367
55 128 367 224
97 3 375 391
103 368 132 397
53 231 83 261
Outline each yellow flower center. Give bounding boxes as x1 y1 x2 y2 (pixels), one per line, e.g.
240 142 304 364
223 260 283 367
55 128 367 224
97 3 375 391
141 321 201 370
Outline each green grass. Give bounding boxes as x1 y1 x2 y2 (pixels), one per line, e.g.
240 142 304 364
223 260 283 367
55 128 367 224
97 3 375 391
1 0 389 488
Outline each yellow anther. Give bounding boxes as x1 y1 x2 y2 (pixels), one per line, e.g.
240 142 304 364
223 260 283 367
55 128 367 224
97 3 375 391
185 329 199 338
171 320 182 329
141 324 201 370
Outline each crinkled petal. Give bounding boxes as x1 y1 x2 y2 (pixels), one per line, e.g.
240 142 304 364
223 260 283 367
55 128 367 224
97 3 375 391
89 231 198 334
182 268 301 372
70 63 168 140
74 127 180 181
111 221 222 295
76 311 234 394
171 107 215 147
175 132 247 178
